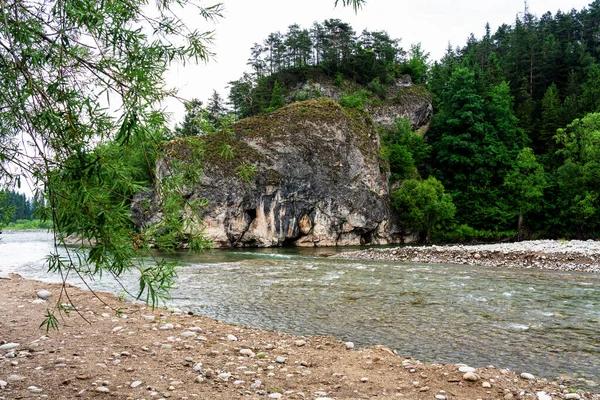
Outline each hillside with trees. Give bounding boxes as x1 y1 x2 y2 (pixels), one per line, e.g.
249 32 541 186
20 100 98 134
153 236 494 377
426 1 600 239
183 2 600 242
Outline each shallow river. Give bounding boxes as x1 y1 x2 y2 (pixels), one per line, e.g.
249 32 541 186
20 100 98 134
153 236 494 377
1 231 599 386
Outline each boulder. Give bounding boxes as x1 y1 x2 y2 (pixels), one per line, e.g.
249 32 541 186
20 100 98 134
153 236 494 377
138 99 404 247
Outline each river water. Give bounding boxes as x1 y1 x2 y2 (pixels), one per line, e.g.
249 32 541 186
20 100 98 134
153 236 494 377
1 231 599 386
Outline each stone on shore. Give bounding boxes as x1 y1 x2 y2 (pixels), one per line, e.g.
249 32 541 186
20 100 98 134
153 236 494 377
36 290 52 300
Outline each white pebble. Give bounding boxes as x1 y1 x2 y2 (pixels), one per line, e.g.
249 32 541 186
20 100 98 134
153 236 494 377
36 290 52 300
536 392 552 400
565 394 582 400
520 372 535 380
240 349 255 357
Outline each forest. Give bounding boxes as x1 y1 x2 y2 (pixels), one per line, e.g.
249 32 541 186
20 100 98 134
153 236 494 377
186 3 600 241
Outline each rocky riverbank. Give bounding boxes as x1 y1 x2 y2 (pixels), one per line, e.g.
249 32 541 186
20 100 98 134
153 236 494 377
1 275 598 399
333 240 600 273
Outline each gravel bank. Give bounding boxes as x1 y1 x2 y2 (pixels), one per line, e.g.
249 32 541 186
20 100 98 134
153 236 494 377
333 240 600 273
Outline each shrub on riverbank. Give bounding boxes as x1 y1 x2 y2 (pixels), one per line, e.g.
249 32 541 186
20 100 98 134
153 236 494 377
3 219 53 230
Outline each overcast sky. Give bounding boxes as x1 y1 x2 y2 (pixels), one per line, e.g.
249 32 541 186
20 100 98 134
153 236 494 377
164 0 593 125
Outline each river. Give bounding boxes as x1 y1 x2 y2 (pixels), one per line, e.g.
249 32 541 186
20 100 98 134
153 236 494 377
1 230 599 387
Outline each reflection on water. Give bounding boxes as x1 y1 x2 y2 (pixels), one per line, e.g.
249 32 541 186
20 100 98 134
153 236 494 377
1 231 599 386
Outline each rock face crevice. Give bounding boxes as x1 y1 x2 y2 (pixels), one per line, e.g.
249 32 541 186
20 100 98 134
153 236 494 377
139 93 431 248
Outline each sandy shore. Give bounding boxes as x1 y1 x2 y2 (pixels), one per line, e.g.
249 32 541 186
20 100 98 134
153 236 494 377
0 273 598 400
333 240 600 273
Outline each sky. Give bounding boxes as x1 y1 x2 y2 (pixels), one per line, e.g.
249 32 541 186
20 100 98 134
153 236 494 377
164 0 594 125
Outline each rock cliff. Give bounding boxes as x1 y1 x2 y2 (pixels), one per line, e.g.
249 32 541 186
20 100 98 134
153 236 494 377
147 99 401 247
290 75 432 131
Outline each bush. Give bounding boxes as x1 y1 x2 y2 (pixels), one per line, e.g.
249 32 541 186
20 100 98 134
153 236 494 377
333 72 344 87
367 77 387 99
431 224 516 243
6 219 54 230
391 177 455 242
338 89 370 111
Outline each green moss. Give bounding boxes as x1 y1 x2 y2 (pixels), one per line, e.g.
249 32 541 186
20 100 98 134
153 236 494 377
162 132 263 179
391 84 431 106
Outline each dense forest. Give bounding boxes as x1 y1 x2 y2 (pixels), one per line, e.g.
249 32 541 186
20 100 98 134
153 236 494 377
0 190 39 223
426 2 600 239
180 2 600 242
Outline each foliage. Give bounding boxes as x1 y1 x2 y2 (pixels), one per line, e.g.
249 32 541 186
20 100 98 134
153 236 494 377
553 113 600 236
236 162 257 184
503 147 547 233
4 219 53 230
424 1 600 239
0 0 222 309
334 0 366 12
432 224 516 243
391 177 455 242
380 117 430 182
338 89 370 110
399 43 430 84
427 67 524 230
265 81 286 113
229 19 406 119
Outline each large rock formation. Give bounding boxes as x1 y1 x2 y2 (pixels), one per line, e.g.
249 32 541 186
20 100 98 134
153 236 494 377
148 99 402 247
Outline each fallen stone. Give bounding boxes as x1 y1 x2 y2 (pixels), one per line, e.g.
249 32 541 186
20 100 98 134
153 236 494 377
130 381 143 388
251 380 262 389
240 348 255 357
536 392 552 400
520 372 535 380
95 386 110 393
218 372 231 381
27 386 43 393
344 341 354 350
565 394 582 400
36 290 52 300
6 374 25 382
0 343 20 351
463 371 479 382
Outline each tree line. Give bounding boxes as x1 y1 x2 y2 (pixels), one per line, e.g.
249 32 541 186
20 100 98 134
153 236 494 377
227 19 429 119
420 1 600 240
0 190 41 222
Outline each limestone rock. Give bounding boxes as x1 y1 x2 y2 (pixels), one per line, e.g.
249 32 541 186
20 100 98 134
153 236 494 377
137 99 405 248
